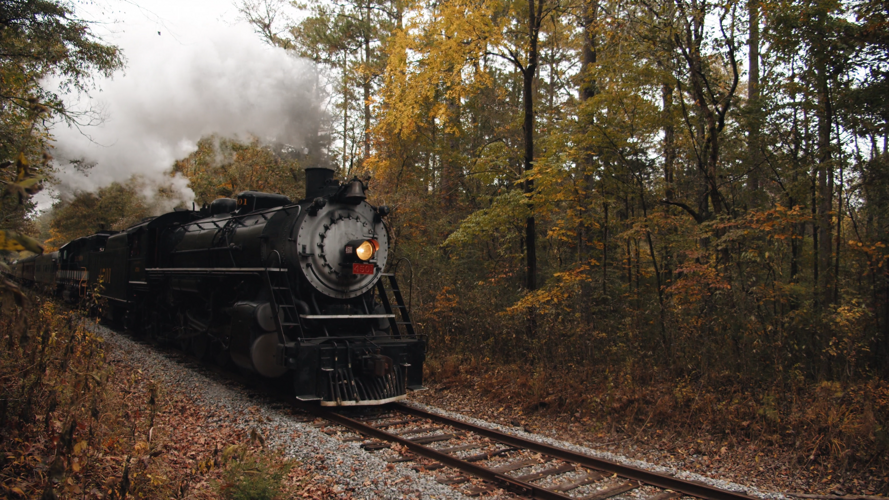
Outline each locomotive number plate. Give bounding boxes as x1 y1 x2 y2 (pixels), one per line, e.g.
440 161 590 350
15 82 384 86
352 263 375 275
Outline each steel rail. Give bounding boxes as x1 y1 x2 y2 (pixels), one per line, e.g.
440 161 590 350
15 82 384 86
395 404 759 500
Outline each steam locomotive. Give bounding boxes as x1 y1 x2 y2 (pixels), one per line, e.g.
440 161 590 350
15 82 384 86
10 168 426 406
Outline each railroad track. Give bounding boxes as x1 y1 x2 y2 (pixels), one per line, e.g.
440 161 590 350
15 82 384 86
303 403 759 500
87 318 762 500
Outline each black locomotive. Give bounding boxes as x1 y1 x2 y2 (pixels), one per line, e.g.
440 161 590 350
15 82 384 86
10 168 426 406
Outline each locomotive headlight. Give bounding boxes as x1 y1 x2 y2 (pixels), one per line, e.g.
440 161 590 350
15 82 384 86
355 241 374 261
346 239 379 261
355 239 378 261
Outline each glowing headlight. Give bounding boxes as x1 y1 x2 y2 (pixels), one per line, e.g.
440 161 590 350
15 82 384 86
350 239 379 261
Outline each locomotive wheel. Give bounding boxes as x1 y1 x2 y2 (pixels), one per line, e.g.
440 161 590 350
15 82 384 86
145 309 161 345
211 326 233 368
176 312 191 352
212 346 233 368
190 333 210 361
177 336 191 353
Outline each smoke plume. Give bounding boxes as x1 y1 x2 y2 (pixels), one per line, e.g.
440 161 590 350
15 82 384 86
45 23 321 211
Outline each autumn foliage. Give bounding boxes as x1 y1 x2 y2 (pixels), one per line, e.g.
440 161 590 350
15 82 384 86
0 297 333 499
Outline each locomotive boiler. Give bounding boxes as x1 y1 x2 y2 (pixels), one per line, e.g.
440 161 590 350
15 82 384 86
15 168 426 406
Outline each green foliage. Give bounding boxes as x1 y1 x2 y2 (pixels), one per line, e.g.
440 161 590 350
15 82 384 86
240 0 399 173
443 189 528 258
0 228 43 254
177 0 889 478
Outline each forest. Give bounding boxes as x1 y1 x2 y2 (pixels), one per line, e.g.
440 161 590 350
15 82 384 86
1 0 888 485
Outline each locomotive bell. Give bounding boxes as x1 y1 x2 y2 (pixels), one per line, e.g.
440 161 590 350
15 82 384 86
342 178 366 204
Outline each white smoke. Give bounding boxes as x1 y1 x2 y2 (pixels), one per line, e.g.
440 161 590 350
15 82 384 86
44 21 320 210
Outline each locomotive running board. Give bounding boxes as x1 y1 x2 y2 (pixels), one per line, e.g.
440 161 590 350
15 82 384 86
300 314 395 319
147 267 287 273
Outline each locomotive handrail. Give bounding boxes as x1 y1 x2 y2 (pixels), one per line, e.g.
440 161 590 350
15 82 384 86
169 246 242 255
390 258 414 312
300 314 395 319
263 250 290 346
180 204 300 231
146 267 287 272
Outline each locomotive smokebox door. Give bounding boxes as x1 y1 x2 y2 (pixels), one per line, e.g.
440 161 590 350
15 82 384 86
295 196 389 299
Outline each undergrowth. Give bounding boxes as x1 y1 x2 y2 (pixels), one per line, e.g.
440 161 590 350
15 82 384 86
0 294 325 499
216 445 293 500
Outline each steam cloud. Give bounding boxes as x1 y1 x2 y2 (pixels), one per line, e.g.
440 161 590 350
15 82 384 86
46 23 320 211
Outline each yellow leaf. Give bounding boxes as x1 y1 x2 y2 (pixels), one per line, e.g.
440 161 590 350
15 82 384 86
133 441 149 454
16 176 43 195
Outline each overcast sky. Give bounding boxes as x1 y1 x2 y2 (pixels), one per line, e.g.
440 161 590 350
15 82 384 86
38 0 315 211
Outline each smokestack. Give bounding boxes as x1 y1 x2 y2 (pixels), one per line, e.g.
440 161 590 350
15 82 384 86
305 167 335 200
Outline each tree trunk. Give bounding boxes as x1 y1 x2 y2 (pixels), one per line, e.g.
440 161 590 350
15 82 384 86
441 98 459 207
578 0 599 304
343 52 349 173
522 0 542 291
579 0 598 102
746 0 763 203
663 83 675 200
812 176 819 303
834 162 842 303
363 2 372 161
815 48 834 307
602 201 608 296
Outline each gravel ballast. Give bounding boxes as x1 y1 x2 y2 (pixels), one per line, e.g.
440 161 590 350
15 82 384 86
92 322 470 500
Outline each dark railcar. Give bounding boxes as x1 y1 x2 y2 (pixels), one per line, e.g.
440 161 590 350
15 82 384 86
21 255 36 283
34 251 58 289
58 232 115 302
98 211 199 318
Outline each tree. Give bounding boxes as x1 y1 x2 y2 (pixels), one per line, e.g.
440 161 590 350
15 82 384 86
172 135 304 204
45 179 163 247
240 0 400 174
373 0 569 290
769 0 857 306
0 0 122 255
